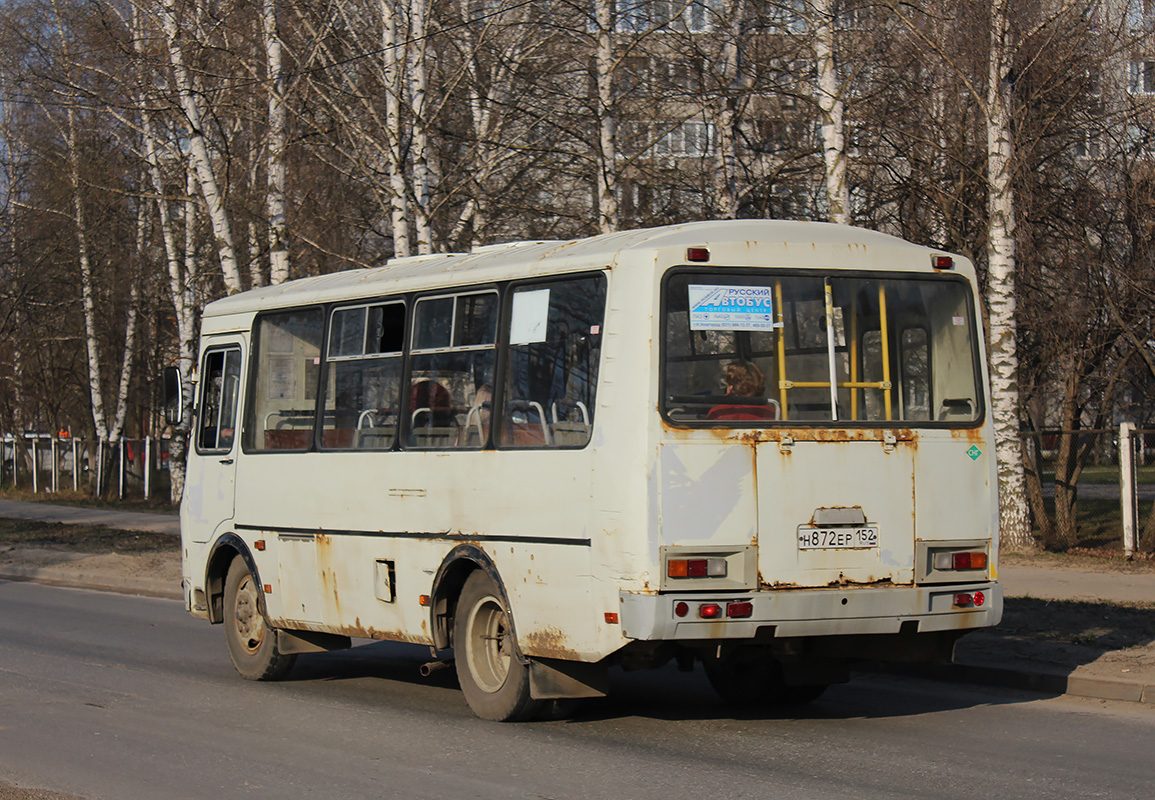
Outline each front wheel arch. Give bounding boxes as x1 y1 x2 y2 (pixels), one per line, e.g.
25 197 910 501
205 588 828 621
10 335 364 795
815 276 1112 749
205 533 261 624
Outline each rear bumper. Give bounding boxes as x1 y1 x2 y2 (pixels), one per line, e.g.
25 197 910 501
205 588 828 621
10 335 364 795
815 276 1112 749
619 582 1002 641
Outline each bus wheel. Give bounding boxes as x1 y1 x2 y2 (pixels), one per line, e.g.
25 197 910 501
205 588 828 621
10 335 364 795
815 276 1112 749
454 571 541 722
223 557 296 681
702 648 827 707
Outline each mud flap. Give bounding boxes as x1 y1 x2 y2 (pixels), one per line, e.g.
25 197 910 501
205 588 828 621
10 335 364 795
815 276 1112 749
528 656 609 699
276 629 352 654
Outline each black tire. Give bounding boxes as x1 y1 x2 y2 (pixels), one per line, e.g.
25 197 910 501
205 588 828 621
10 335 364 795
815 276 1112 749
223 557 296 681
703 647 827 707
454 570 541 722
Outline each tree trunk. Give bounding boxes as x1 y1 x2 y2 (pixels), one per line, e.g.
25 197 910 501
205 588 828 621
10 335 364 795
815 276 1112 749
713 0 743 220
986 0 1033 551
263 0 290 283
160 2 243 294
594 0 619 234
382 0 411 257
815 0 850 225
409 0 433 254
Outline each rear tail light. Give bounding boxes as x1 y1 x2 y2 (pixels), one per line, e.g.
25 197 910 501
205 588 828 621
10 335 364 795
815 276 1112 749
698 603 723 619
933 551 988 571
953 552 987 570
672 600 754 619
953 591 986 608
667 557 727 579
726 601 753 618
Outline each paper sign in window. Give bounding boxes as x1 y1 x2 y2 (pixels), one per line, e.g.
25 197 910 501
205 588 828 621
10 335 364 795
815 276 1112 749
689 284 778 331
510 289 550 345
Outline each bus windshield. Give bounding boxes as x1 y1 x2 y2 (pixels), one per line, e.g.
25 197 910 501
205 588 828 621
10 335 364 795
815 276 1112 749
662 270 982 425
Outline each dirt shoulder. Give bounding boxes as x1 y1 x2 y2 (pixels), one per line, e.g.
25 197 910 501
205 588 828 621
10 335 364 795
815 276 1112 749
0 518 180 599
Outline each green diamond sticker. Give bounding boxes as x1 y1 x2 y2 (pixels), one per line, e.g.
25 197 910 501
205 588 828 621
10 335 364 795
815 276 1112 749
966 445 982 461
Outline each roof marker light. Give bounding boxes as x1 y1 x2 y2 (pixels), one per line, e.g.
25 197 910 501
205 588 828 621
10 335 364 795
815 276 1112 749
687 247 710 262
933 255 954 270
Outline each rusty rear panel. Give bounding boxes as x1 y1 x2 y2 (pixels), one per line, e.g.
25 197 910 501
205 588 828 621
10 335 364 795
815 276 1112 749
755 429 916 589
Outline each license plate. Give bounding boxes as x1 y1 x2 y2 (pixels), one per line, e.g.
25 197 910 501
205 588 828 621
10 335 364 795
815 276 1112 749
797 526 879 550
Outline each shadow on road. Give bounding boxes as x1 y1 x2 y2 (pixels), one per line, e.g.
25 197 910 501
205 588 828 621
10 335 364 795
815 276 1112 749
275 638 1044 723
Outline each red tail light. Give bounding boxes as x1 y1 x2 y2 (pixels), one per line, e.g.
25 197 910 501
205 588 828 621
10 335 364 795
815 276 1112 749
953 552 988 570
727 601 753 618
698 603 723 619
667 558 728 578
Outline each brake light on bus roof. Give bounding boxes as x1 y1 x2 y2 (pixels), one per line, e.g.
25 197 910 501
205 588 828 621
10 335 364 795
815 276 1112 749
933 255 954 270
686 247 710 262
667 558 727 578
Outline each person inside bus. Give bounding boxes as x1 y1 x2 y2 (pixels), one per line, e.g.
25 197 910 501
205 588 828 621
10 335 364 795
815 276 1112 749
707 360 776 421
410 379 457 428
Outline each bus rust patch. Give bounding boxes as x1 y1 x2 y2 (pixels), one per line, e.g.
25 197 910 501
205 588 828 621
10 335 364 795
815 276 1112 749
523 627 582 660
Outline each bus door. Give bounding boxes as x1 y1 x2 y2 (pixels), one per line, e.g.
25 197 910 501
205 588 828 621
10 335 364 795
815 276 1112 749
185 340 245 544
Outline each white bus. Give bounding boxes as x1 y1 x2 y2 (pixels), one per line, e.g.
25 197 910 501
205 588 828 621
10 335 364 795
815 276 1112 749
167 220 1001 721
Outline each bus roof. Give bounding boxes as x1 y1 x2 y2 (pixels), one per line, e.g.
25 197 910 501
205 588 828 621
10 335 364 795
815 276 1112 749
203 220 962 319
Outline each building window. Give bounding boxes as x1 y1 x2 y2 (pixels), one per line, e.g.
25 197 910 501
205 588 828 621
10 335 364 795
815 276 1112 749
655 120 715 158
767 0 808 34
1072 131 1101 160
1131 60 1155 94
614 0 718 34
1128 0 1155 31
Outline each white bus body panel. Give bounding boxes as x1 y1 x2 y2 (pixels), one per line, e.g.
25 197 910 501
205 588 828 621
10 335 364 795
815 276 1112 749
180 221 1000 667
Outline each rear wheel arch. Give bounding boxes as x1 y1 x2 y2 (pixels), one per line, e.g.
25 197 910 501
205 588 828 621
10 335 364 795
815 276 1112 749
429 545 515 653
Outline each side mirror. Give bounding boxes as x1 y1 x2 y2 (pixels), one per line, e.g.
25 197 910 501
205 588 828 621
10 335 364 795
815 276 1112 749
162 366 184 426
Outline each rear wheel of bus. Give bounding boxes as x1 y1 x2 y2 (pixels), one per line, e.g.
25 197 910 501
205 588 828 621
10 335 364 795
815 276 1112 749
223 557 296 681
454 570 541 722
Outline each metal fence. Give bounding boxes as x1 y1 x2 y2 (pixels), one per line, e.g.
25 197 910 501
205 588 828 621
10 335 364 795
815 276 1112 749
0 434 171 500
3 426 1153 553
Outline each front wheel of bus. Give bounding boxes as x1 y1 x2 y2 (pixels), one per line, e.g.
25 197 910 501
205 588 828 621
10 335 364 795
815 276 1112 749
454 571 541 722
223 557 296 681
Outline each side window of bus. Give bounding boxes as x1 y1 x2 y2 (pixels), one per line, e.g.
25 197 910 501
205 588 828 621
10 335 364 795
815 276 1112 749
245 309 325 451
407 291 498 449
499 275 606 448
322 302 406 450
197 347 242 453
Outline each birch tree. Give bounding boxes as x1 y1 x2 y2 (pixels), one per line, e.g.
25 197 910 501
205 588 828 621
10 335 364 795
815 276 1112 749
594 0 621 232
263 0 291 283
985 0 1032 549
813 0 850 224
158 1 243 294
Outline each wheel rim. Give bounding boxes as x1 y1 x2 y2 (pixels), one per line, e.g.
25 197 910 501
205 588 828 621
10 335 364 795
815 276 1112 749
465 594 511 693
233 574 266 654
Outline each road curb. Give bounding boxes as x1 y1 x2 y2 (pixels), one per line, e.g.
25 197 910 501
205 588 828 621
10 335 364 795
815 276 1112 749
878 661 1155 705
0 564 182 600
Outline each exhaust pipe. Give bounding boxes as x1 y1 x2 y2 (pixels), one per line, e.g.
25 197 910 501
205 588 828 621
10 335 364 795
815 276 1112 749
420 659 454 677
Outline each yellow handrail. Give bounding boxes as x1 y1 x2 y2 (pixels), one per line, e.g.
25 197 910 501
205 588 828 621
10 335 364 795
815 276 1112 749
850 304 859 420
879 284 892 421
775 281 788 419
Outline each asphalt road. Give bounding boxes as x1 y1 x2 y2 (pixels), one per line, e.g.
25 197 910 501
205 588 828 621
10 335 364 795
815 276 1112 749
2 580 1154 800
